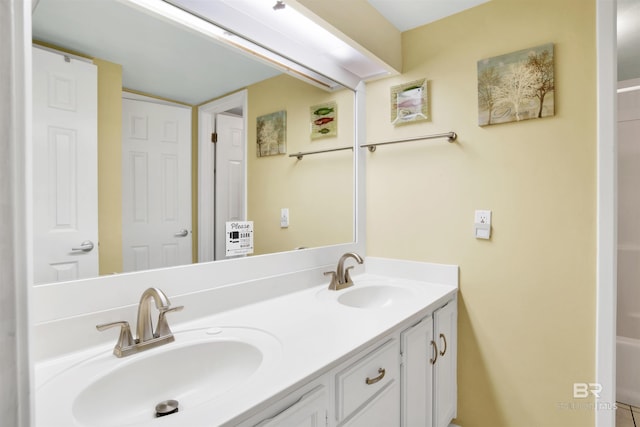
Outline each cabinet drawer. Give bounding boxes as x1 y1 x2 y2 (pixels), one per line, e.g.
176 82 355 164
335 338 400 421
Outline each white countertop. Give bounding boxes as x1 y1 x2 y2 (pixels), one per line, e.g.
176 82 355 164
35 259 458 427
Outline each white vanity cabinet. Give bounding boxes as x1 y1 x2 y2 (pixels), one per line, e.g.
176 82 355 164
242 297 457 427
239 382 329 427
335 338 401 426
400 298 457 427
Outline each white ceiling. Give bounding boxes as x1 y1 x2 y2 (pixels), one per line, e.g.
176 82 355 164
32 0 281 105
367 0 490 32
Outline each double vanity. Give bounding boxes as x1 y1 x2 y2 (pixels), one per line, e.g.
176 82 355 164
34 257 458 426
26 1 462 426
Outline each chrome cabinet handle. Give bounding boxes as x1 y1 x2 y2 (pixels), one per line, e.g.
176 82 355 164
439 333 447 356
174 229 189 238
365 368 386 385
430 340 438 365
71 240 94 252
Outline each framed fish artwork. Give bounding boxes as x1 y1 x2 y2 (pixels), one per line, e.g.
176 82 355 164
310 101 337 139
390 78 428 125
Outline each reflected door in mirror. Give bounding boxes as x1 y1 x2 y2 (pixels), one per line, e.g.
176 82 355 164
32 47 99 284
215 113 245 260
121 98 192 272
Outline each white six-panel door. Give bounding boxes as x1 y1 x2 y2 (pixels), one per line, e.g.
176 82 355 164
197 93 247 263
121 97 192 272
215 113 245 260
32 46 99 284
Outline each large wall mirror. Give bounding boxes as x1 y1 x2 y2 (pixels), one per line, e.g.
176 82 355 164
31 0 356 285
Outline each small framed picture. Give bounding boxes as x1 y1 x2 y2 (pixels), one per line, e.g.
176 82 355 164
310 101 337 139
256 110 287 157
390 78 428 125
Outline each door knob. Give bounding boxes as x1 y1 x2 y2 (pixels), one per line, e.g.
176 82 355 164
71 240 94 253
174 229 189 238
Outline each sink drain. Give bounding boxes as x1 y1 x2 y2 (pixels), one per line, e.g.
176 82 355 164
155 400 179 418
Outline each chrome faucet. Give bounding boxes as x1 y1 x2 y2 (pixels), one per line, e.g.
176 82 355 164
137 287 171 342
325 252 364 291
96 287 183 358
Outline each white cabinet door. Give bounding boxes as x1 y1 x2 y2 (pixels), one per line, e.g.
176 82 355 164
342 380 400 427
433 301 457 427
400 317 434 427
400 298 457 427
255 385 328 427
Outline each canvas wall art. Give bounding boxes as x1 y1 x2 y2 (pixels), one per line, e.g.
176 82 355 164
390 78 428 125
310 102 337 140
477 43 555 126
257 110 287 157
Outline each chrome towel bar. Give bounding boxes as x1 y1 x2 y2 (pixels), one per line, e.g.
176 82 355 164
361 131 457 152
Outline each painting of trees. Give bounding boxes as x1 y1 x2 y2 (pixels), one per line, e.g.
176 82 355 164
478 66 501 125
527 49 555 118
477 43 554 126
257 111 287 157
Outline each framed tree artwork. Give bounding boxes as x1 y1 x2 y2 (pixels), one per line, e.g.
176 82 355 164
257 110 287 157
477 43 555 126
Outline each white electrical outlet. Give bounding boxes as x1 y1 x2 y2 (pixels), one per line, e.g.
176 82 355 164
475 210 491 225
280 208 289 228
474 209 491 239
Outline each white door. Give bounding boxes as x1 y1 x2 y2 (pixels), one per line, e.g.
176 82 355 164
121 97 192 272
32 46 99 284
215 113 246 260
197 91 247 262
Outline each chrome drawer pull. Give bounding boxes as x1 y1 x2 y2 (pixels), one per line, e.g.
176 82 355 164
365 368 386 385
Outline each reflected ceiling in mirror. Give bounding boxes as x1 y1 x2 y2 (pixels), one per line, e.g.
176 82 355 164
32 0 283 105
31 0 355 285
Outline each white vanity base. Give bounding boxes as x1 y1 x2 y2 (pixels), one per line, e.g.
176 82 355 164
34 257 459 427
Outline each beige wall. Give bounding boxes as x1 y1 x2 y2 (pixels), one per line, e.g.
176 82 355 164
295 0 402 72
247 74 354 255
365 1 597 426
95 58 123 275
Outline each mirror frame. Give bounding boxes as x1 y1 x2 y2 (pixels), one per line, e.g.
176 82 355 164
24 3 366 324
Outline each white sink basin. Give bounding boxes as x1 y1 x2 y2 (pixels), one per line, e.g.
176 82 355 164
37 327 281 427
337 285 414 308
